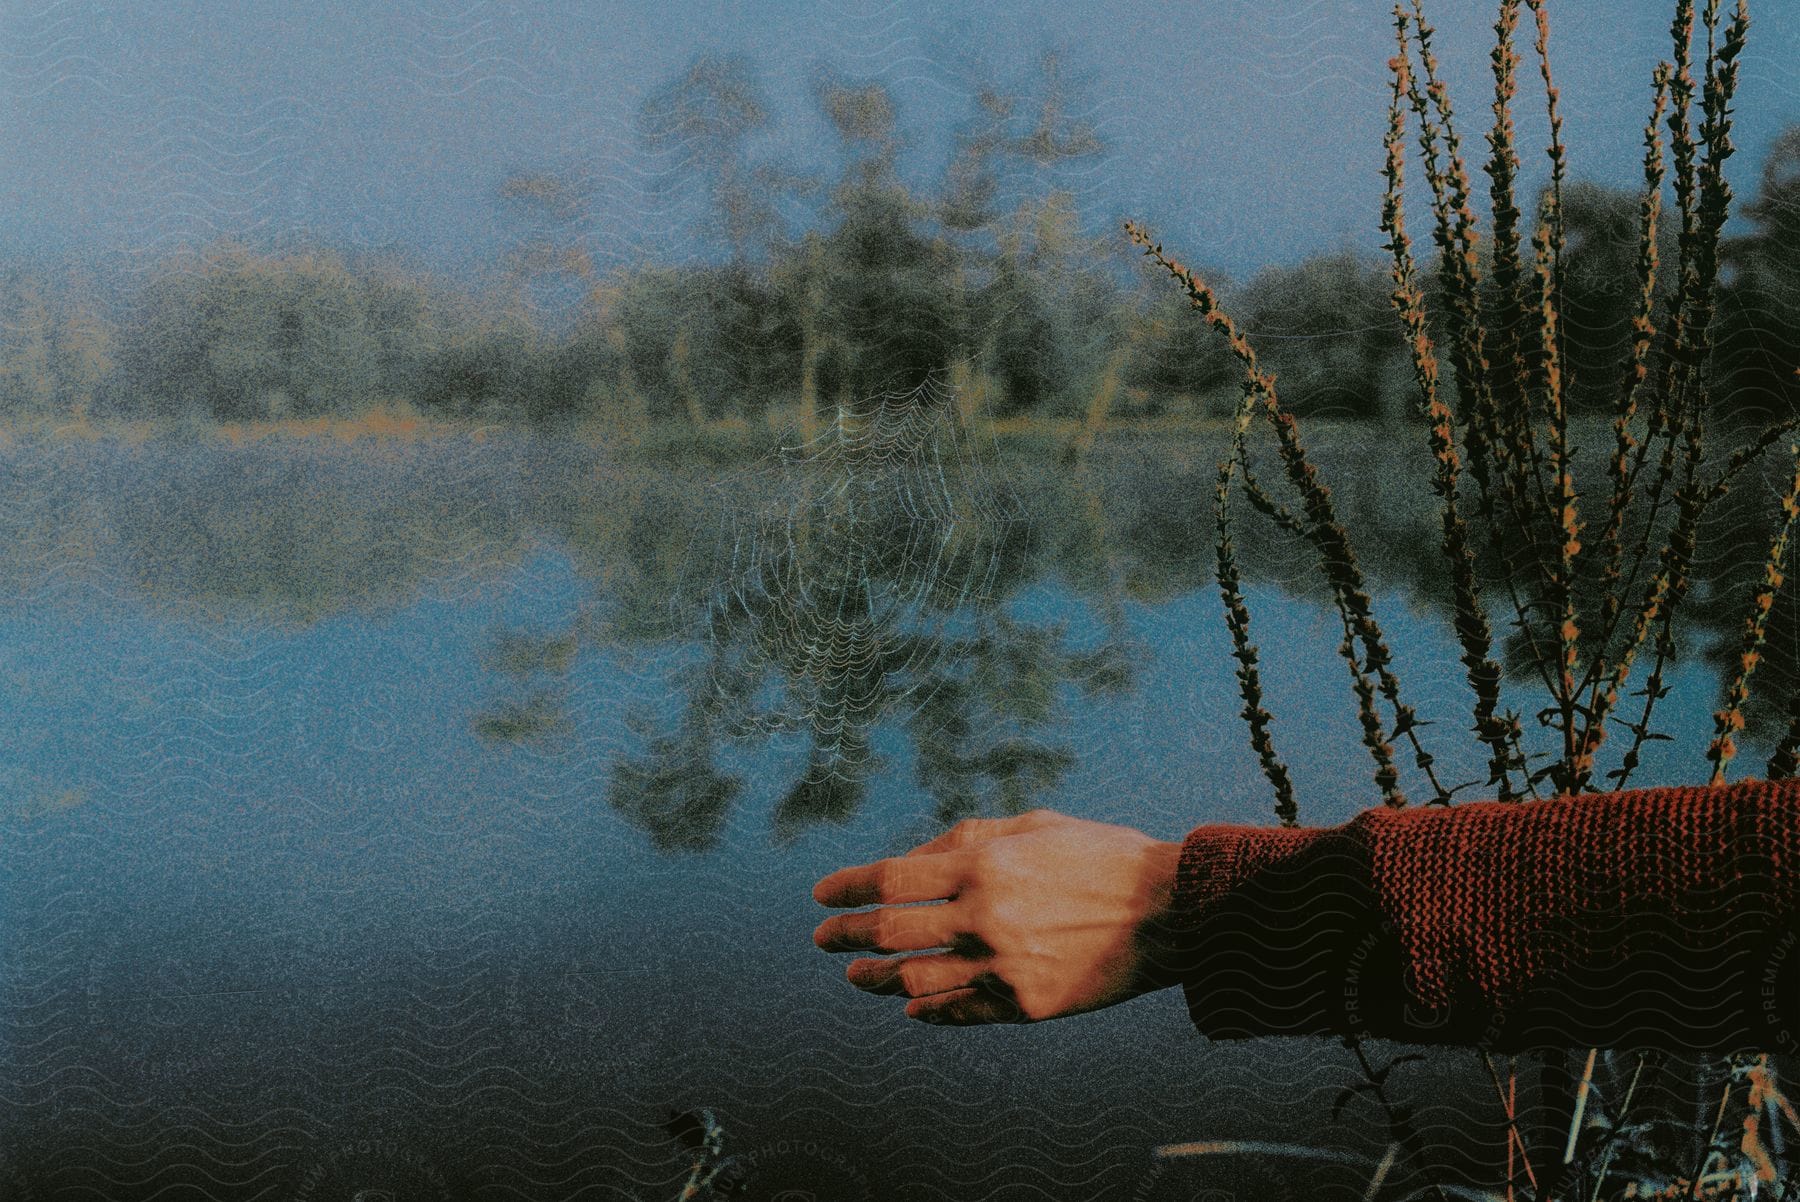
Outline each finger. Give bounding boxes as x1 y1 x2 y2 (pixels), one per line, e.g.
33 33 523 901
906 986 1027 1026
902 810 1052 858
845 953 994 998
813 851 965 907
812 903 959 954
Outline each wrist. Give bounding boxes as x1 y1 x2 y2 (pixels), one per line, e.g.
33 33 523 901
1134 838 1188 991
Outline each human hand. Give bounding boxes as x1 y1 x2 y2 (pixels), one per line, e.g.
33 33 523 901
811 810 1185 1025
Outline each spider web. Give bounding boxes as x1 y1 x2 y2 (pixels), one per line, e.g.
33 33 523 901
682 373 1025 784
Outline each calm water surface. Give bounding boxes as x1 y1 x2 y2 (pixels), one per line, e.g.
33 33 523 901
0 417 1761 1200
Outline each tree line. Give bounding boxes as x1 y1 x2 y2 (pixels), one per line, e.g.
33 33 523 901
0 57 1794 430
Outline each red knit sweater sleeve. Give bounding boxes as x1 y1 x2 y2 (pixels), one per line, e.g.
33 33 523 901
1168 780 1800 1050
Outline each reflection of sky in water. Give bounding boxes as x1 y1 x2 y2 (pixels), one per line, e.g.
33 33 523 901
0 433 1746 1197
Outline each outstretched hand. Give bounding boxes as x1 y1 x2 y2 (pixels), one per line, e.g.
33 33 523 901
811 810 1184 1025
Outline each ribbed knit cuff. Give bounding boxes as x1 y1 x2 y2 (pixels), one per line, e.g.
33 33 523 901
1173 823 1322 927
1171 822 1337 1039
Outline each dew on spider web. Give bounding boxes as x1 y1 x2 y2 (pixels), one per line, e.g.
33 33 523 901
682 374 1025 787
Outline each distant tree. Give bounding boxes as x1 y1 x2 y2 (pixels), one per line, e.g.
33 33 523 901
1555 180 1680 413
810 77 960 406
497 172 600 318
1119 280 1238 417
597 266 697 424
1718 125 1800 420
637 54 806 265
1235 251 1404 419
0 269 116 419
983 250 1060 416
413 328 530 418
980 192 1127 419
54 280 116 417
626 56 818 423
119 246 433 420
0 273 59 416
934 52 1115 420
936 50 1104 244
358 260 452 403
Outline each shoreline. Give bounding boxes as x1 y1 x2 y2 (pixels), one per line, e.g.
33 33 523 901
0 409 1435 452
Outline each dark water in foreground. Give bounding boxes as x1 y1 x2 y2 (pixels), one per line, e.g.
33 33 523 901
0 419 1774 1200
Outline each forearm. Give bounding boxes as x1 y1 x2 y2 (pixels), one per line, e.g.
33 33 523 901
1170 780 1800 1050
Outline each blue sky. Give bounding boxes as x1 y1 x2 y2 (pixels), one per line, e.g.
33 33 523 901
2 0 1794 279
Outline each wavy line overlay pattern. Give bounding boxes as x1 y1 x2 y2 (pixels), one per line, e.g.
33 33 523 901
1 1 1798 1200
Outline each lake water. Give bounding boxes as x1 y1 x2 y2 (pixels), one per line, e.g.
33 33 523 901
0 413 1775 1200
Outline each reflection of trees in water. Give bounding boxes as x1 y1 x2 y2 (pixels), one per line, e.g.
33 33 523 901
477 381 1144 848
3 420 1776 833
0 437 547 623
0 425 1402 627
1329 421 1800 746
